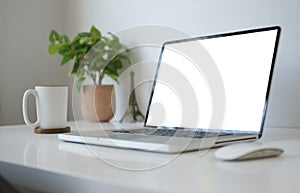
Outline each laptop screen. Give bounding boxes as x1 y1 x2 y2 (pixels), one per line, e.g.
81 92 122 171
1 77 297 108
145 26 280 133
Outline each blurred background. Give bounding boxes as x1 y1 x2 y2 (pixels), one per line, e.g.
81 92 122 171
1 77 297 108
0 0 300 128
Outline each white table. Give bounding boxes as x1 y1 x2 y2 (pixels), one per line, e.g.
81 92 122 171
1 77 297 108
0 122 300 193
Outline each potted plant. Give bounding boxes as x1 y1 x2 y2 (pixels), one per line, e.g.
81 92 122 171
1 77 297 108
48 26 130 122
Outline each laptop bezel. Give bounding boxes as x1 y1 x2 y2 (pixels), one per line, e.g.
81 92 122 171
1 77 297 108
143 26 281 138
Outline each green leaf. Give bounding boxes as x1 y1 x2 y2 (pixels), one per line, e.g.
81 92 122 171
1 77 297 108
74 47 88 54
48 44 59 55
49 30 60 43
101 36 110 44
105 63 119 76
71 35 81 44
78 32 91 38
90 26 101 40
79 37 91 44
61 35 70 43
115 53 130 64
72 43 88 53
61 54 74 65
104 69 118 82
108 32 119 42
58 43 71 55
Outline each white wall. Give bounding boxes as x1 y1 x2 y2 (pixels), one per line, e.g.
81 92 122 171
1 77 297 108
1 0 300 128
65 0 300 128
0 0 73 125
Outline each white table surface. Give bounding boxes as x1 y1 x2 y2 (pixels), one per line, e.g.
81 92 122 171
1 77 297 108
0 121 300 193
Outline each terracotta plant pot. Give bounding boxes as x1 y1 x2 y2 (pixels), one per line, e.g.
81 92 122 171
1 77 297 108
81 85 115 122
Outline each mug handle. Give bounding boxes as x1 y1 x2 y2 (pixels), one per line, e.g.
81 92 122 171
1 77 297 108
22 89 39 128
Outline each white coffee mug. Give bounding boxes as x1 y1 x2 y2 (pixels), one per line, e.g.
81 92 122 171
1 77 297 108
22 86 68 129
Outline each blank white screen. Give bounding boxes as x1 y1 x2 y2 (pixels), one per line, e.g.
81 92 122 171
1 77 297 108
146 29 278 132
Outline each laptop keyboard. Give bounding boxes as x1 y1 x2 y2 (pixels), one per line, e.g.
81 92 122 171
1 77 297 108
112 128 232 139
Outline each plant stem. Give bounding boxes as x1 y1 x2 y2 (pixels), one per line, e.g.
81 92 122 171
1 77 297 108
98 70 104 85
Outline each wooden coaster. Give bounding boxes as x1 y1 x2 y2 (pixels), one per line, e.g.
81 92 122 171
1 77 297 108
34 126 71 134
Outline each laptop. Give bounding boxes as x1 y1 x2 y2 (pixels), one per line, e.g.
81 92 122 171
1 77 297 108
59 26 281 153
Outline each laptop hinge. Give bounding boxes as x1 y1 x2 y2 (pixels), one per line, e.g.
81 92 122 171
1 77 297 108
215 136 258 145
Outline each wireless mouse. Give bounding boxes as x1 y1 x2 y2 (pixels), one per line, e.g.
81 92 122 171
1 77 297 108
214 142 284 161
